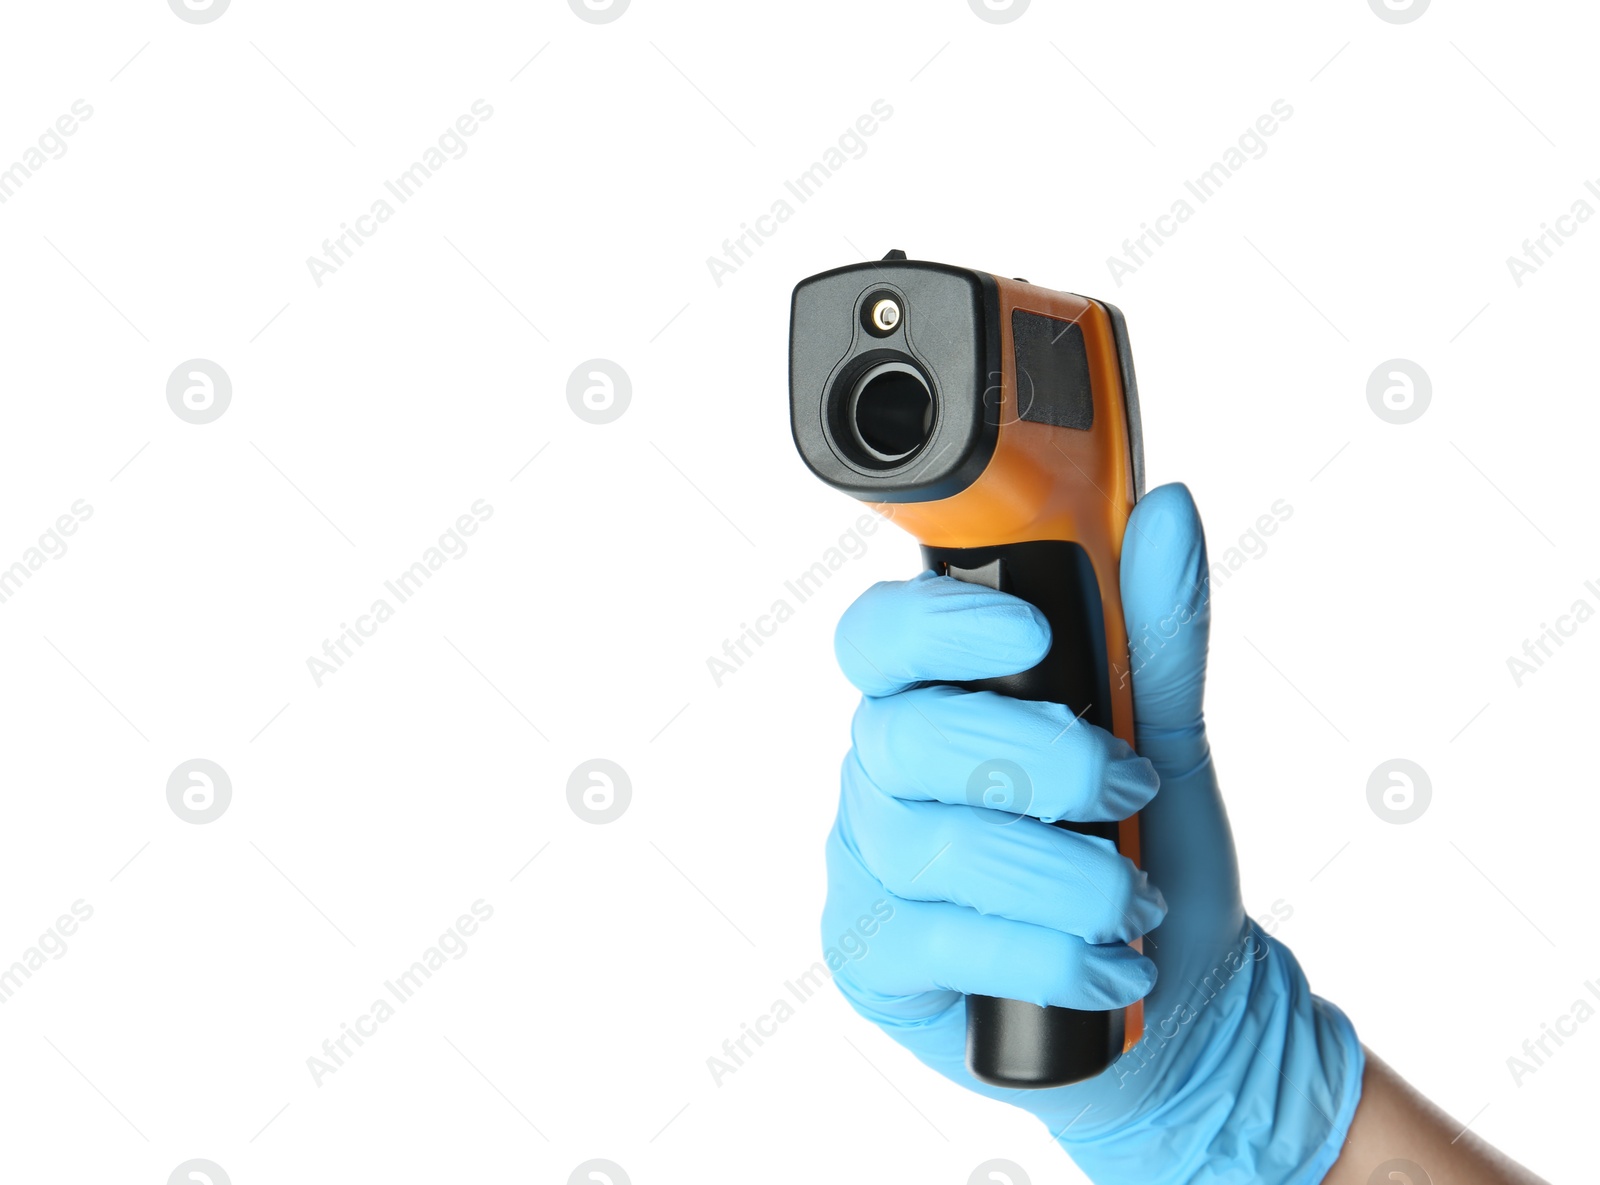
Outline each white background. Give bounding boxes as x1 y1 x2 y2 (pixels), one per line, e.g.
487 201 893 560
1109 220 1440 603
0 1 1595 1182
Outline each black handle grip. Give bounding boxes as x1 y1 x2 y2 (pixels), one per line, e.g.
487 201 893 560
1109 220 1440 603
923 538 1131 1088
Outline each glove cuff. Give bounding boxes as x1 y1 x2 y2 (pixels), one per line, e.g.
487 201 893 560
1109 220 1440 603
1055 921 1365 1185
1291 994 1364 1185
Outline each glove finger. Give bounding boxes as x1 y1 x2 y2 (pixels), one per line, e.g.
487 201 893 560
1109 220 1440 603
851 684 1158 823
842 755 1165 942
825 823 1156 1013
1120 482 1211 778
834 570 1051 697
1117 484 1247 971
821 821 962 1031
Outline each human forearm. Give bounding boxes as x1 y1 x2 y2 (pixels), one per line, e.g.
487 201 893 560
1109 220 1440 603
1323 1049 1547 1185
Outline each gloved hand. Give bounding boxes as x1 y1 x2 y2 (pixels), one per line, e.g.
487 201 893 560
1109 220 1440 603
821 483 1364 1184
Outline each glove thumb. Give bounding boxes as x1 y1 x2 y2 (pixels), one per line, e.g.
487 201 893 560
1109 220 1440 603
1118 482 1211 779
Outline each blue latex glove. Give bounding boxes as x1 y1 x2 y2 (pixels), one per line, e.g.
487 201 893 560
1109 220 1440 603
822 483 1363 1184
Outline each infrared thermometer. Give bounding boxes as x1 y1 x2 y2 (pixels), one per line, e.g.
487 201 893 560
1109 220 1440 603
789 249 1146 1087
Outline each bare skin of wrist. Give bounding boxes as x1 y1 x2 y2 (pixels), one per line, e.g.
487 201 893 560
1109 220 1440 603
1322 1048 1548 1185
